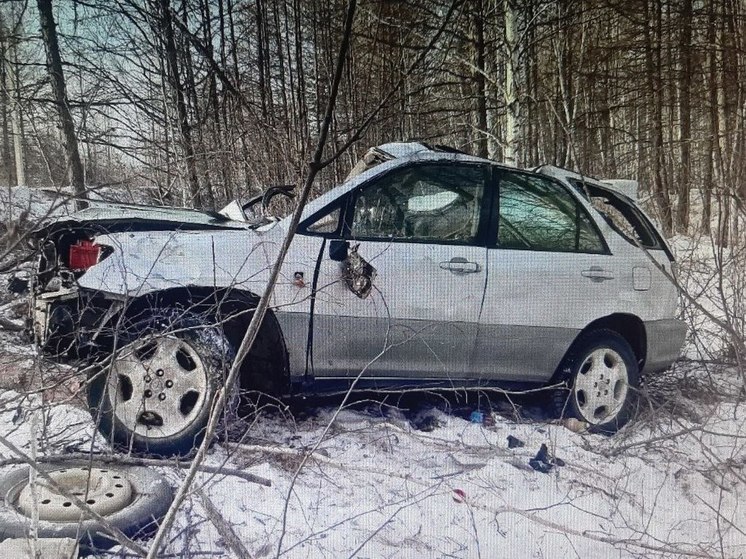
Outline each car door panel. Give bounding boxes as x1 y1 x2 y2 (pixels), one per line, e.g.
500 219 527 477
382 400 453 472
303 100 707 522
311 241 486 378
474 171 621 382
308 162 490 380
475 250 620 382
271 231 325 379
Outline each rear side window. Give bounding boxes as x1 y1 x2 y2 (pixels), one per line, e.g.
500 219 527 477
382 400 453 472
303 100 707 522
497 172 606 253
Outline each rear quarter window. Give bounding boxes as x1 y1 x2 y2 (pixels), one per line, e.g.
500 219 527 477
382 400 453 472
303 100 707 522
569 179 660 249
497 172 606 253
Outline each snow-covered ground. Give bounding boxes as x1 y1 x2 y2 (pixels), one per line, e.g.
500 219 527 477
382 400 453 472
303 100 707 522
0 354 744 558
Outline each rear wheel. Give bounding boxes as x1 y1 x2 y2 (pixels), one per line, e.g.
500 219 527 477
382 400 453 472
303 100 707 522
553 329 640 434
88 309 237 457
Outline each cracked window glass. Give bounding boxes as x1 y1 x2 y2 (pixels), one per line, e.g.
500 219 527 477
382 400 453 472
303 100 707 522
350 165 486 242
568 179 659 249
306 207 341 234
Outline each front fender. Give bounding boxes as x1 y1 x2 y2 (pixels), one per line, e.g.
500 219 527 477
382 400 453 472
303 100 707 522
78 229 281 298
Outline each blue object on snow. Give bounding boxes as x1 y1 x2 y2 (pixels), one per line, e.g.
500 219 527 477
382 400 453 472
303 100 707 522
469 410 484 424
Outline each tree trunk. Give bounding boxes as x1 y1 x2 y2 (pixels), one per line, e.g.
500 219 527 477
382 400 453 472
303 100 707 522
675 0 692 233
0 30 13 186
8 41 25 187
158 0 201 206
37 0 86 204
226 0 252 193
702 0 718 234
180 0 214 208
503 0 521 167
256 0 268 120
292 0 309 158
203 0 231 203
473 0 488 159
643 0 672 235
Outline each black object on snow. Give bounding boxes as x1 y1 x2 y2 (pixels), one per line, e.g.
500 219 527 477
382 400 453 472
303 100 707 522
507 435 525 449
534 443 549 463
528 443 565 474
412 415 440 432
7 274 29 294
529 458 553 473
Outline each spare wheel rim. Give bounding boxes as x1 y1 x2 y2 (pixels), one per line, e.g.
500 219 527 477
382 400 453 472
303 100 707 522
572 347 629 424
16 467 134 521
108 335 209 438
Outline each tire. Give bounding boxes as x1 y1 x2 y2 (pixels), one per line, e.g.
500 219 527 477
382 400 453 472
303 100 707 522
88 309 237 457
552 329 640 434
0 462 172 552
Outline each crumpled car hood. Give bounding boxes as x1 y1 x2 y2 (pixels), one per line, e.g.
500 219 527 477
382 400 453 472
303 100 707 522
35 201 257 237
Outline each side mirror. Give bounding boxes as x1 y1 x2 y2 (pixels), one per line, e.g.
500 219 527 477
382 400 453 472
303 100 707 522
329 239 349 262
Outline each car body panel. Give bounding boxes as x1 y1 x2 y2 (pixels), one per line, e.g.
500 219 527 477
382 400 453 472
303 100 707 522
476 249 621 381
308 240 487 378
37 201 257 234
533 166 679 323
77 228 281 298
644 318 689 373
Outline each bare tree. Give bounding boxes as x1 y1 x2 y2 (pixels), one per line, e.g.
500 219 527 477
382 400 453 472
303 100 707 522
36 0 85 202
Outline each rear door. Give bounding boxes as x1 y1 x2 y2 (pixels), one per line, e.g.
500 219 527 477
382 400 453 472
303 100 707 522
571 181 679 321
307 162 490 380
474 170 620 382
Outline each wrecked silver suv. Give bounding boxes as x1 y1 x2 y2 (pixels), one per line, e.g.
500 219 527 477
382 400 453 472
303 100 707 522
30 142 686 456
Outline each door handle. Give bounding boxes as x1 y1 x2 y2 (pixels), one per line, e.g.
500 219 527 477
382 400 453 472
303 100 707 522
440 257 481 274
581 266 615 282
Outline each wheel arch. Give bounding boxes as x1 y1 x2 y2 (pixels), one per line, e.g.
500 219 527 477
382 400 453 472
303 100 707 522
552 313 647 382
105 286 290 395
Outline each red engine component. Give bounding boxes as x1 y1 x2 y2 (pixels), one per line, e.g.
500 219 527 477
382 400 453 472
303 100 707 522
68 240 101 271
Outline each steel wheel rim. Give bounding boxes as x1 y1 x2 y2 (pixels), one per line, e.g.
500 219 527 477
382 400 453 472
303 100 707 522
108 335 209 438
16 467 134 521
572 348 629 424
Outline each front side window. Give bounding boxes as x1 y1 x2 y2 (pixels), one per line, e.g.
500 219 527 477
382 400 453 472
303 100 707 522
305 207 341 234
498 172 605 253
350 164 486 243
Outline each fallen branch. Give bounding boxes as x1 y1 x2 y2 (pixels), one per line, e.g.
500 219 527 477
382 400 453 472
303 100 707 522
195 486 254 559
0 316 24 332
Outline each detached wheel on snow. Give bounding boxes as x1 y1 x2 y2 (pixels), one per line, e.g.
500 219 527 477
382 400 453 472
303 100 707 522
88 309 237 457
0 462 172 552
553 329 640 434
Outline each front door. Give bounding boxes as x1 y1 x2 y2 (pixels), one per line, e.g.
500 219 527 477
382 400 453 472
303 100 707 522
308 162 490 380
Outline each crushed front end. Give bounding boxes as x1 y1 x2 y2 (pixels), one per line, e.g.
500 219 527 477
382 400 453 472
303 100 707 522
30 226 118 357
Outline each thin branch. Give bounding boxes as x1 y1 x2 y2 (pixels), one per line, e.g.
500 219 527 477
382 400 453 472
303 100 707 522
143 2 358 556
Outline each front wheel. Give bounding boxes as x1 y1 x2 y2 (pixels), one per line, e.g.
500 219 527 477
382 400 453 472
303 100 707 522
553 329 640 434
88 309 236 457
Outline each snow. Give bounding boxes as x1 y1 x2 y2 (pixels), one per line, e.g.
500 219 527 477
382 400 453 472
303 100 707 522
0 363 743 558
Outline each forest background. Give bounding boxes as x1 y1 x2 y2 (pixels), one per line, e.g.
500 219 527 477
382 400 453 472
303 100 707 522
2 0 744 244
